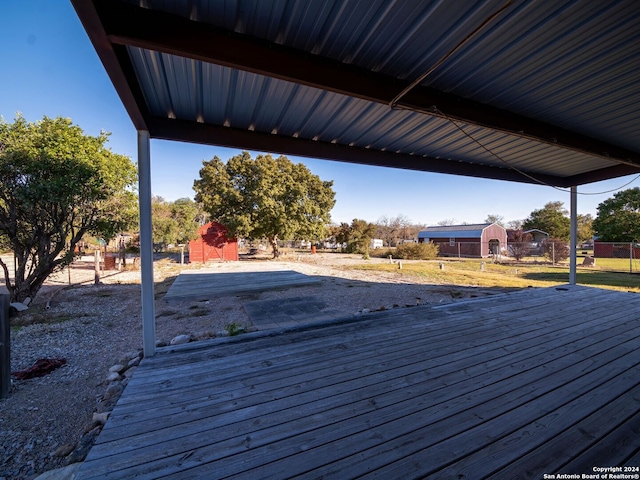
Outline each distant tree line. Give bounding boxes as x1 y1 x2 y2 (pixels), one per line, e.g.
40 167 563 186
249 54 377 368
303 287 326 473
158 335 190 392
3 111 638 303
513 189 640 244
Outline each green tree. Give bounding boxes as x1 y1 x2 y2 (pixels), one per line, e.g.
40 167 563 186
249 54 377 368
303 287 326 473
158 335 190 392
0 115 137 302
333 222 351 249
152 197 204 251
193 152 335 258
523 201 570 240
152 197 178 252
172 198 205 244
577 213 594 243
592 188 640 241
336 219 376 256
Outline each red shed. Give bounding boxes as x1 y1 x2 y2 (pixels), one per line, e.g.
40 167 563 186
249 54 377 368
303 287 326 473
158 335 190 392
188 222 238 263
417 223 507 258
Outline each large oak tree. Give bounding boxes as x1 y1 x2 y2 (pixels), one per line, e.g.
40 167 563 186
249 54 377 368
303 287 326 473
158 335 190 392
193 152 335 258
523 201 570 241
151 196 205 251
0 115 137 302
335 219 377 256
592 187 640 241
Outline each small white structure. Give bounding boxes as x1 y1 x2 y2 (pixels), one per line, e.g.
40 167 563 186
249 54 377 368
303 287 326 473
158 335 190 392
370 238 383 249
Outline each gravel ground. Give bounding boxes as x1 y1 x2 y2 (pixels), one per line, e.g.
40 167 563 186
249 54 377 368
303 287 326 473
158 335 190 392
0 252 509 479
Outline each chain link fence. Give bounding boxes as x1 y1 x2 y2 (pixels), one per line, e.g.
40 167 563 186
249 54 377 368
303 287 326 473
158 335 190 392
434 241 640 273
591 241 640 273
430 240 574 264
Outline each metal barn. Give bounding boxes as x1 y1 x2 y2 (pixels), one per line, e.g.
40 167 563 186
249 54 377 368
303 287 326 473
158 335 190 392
418 223 507 257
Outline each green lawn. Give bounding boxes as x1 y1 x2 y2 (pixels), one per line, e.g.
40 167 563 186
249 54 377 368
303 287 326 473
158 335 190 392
347 258 640 293
575 252 640 272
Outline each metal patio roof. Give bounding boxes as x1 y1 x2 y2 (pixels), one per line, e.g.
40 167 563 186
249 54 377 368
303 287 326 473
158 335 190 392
72 0 640 187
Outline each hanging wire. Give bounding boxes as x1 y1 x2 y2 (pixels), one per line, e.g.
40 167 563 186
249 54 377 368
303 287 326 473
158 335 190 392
386 0 639 196
435 107 640 195
390 0 514 109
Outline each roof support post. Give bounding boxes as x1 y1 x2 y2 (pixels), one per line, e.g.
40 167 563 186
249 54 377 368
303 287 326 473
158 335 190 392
138 130 156 357
569 186 577 285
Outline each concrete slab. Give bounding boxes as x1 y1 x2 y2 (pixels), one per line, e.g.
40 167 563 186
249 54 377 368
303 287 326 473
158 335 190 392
243 296 343 330
164 269 321 301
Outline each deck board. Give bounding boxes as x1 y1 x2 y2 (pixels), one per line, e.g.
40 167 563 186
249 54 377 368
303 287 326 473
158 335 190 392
76 285 640 479
491 387 640 478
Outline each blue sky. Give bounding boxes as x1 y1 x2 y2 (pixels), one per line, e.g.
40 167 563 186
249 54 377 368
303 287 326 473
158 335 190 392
1 2 638 227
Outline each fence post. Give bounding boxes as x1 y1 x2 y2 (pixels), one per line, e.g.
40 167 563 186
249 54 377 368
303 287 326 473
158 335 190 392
631 241 633 274
1 294 10 398
94 249 101 285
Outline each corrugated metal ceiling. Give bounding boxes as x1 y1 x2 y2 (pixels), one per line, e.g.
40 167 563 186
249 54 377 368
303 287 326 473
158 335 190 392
129 49 620 178
75 0 640 186
123 0 640 149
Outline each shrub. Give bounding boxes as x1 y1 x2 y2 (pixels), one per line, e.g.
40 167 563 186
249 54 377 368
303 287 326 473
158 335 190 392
392 242 439 260
224 322 245 336
508 230 533 261
542 238 570 263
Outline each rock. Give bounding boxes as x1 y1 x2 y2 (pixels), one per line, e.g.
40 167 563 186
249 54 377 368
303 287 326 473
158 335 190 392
109 364 126 373
124 366 137 379
97 382 125 412
103 382 124 401
582 255 596 266
32 462 82 480
82 419 98 434
119 350 141 366
127 356 140 368
23 297 32 306
66 427 101 463
10 302 28 312
54 444 75 457
92 412 110 425
96 401 112 414
194 330 216 341
170 334 191 345
106 372 121 382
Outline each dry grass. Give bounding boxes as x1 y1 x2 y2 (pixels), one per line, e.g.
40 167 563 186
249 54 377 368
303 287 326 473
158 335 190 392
348 258 640 292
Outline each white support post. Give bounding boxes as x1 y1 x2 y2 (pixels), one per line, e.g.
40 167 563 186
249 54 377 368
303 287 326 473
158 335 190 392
569 185 577 285
138 130 156 357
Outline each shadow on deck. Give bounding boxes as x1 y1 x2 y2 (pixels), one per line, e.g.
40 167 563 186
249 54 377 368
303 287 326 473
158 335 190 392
76 285 640 479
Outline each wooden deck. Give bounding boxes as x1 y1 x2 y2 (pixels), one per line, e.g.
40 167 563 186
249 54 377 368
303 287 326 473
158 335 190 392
76 285 640 479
